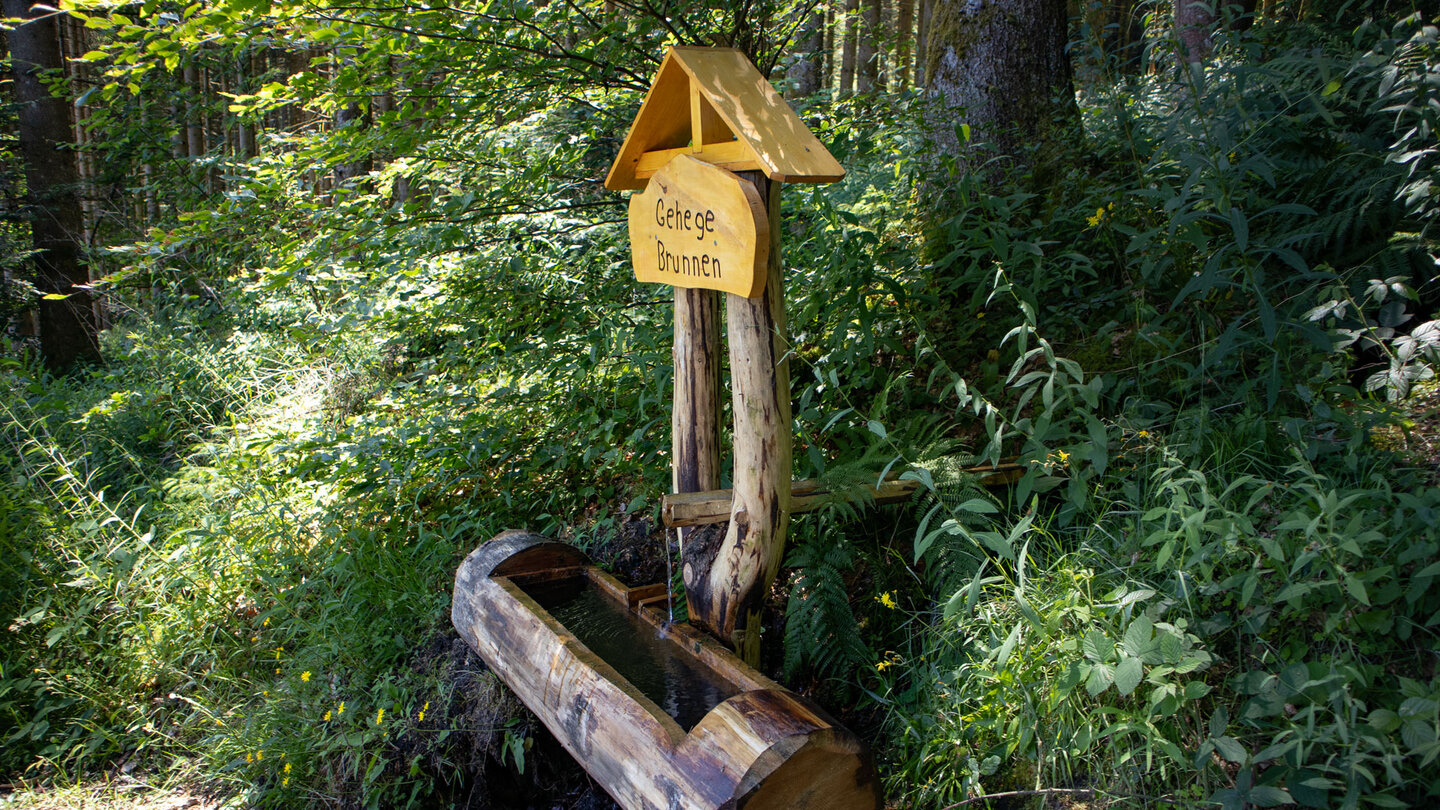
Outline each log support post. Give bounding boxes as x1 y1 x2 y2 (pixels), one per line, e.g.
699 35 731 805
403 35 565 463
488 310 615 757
672 288 723 517
684 172 791 665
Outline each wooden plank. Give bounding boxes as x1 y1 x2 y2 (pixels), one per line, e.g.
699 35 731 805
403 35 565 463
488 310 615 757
635 140 756 176
691 83 732 148
605 52 692 191
628 155 769 298
662 462 1026 528
682 172 790 665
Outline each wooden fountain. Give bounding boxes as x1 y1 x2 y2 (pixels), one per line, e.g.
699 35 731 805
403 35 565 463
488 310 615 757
453 47 881 810
453 531 876 809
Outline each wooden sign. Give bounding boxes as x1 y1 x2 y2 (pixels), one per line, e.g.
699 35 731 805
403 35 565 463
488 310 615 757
627 154 769 298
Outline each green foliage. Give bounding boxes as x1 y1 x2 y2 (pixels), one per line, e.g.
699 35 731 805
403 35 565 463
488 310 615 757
4 1 1439 808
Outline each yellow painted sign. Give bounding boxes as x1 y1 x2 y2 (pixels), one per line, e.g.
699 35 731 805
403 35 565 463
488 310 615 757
628 155 769 298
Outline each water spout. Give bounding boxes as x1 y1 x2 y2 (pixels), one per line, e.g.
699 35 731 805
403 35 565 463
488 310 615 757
664 527 676 625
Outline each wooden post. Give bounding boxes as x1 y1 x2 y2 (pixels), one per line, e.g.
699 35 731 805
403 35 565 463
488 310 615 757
672 287 723 539
684 173 791 665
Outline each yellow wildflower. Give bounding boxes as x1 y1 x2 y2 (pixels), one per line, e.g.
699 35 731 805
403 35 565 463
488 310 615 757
323 710 331 722
1087 207 1104 226
876 660 892 671
246 753 253 763
256 750 263 761
282 776 289 788
418 700 429 722
284 762 291 774
1137 430 1150 439
1057 449 1070 463
301 671 311 682
263 617 270 627
878 591 898 609
376 708 385 725
337 702 345 716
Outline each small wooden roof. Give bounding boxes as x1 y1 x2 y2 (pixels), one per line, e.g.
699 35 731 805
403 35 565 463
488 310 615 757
605 46 845 191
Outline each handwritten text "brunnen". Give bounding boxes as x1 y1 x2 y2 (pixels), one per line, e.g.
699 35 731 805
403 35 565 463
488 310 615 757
655 197 722 279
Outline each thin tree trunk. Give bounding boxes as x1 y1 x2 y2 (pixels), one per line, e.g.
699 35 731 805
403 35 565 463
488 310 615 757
840 0 858 95
332 46 371 190
857 0 879 92
915 0 931 86
4 0 99 369
785 4 823 97
897 0 914 90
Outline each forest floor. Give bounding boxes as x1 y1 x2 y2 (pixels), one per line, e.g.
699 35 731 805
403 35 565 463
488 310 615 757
0 778 227 810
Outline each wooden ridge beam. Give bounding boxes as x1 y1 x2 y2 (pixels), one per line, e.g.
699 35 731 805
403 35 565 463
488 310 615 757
662 461 1025 528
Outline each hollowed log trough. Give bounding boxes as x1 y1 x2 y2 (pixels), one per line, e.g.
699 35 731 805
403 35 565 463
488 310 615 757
452 530 879 810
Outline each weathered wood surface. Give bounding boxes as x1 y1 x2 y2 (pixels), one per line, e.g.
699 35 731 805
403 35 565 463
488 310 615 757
663 461 1026 528
606 47 845 191
452 532 878 810
628 155 769 298
683 172 790 665
673 285 723 555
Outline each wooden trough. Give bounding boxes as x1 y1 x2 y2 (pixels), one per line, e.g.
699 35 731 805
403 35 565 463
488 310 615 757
452 530 879 810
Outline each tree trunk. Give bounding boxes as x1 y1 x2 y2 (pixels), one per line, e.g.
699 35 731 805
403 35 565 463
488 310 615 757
822 1 835 92
897 0 914 91
683 172 791 666
915 0 931 86
1174 0 1215 64
923 0 1077 180
333 47 371 189
4 0 99 369
856 0 880 93
839 0 858 95
785 5 823 98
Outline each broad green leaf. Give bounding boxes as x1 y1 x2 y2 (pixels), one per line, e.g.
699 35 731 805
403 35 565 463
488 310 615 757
1114 656 1143 696
1086 663 1114 696
1246 786 1292 807
1212 735 1247 763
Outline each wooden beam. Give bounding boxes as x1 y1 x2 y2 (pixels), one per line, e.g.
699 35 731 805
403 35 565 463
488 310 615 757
636 140 756 176
662 462 1025 528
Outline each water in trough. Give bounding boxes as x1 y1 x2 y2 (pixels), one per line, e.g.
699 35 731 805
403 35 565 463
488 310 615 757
523 578 738 731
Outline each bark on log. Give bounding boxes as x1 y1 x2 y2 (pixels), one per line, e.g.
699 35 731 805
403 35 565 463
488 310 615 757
672 292 722 493
673 287 723 550
683 172 789 665
452 532 879 810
